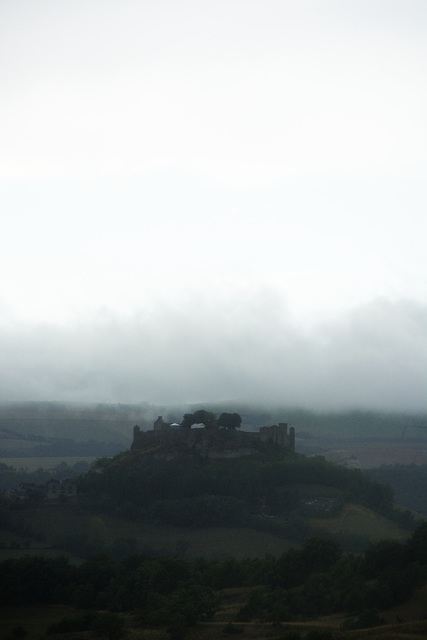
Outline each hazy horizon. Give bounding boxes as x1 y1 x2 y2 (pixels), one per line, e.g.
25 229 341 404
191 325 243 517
1 295 425 412
1 1 426 412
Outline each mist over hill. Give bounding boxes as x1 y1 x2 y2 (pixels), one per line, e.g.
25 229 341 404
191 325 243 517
0 400 425 442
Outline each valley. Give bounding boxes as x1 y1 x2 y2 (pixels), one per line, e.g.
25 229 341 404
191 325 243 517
1 403 427 639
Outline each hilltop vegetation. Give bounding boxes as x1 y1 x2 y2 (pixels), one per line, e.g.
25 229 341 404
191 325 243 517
74 440 414 552
1 432 416 559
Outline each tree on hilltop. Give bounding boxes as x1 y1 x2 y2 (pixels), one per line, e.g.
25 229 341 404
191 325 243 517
180 410 217 429
180 413 195 429
217 413 242 430
194 410 217 429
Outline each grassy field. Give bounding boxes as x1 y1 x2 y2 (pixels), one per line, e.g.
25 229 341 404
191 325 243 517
309 503 411 542
19 504 294 559
2 494 412 563
0 456 97 471
3 590 427 640
191 583 427 639
321 445 427 469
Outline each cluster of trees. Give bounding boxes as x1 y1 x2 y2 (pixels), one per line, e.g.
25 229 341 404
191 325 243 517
234 534 425 626
0 460 90 488
80 452 395 519
0 499 43 548
2 524 427 636
77 452 414 550
366 463 427 515
0 552 215 638
2 449 414 555
180 409 242 430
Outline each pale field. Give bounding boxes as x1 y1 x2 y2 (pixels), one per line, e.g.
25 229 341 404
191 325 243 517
26 504 294 559
0 456 97 471
310 503 410 541
322 446 427 469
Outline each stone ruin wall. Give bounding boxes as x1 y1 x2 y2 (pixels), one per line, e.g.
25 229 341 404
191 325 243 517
132 419 295 455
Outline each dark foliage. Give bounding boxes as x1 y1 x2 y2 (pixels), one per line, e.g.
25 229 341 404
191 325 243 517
77 448 398 545
46 613 94 635
217 413 242 430
366 464 427 516
180 410 217 429
1 523 427 630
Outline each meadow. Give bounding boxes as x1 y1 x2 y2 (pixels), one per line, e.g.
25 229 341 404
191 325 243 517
0 456 97 472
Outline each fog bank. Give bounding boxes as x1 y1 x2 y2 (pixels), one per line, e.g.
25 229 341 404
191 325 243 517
1 295 425 412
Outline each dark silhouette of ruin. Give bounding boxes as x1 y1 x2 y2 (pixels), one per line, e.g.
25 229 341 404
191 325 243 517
131 418 295 459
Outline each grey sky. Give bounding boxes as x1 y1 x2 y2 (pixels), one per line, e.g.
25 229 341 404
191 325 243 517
1 1 426 410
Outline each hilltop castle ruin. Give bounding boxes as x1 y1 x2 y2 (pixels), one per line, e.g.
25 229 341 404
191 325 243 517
131 418 295 459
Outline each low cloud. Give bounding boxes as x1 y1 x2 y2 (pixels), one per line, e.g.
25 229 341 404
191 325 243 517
0 295 426 412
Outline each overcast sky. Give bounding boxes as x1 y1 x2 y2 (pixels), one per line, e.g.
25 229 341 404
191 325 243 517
1 0 426 411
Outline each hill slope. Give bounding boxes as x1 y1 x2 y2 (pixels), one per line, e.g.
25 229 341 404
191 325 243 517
76 436 414 553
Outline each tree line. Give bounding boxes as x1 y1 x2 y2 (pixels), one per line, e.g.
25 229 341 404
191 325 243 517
2 524 427 637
